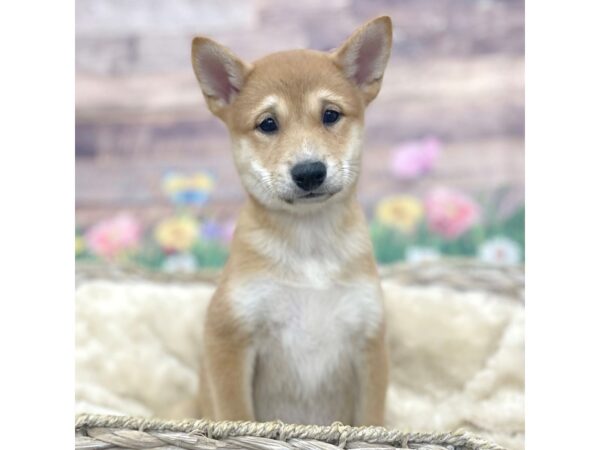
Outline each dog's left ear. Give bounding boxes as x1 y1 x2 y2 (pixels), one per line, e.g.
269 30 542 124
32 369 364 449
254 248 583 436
332 16 393 105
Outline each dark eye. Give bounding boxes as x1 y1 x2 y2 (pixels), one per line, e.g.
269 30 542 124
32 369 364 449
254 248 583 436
257 117 278 134
323 109 341 125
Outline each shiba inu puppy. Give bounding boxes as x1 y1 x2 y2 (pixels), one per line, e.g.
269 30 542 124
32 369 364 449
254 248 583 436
191 16 392 426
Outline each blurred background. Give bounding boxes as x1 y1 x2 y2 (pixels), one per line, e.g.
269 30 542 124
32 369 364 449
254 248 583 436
75 0 524 272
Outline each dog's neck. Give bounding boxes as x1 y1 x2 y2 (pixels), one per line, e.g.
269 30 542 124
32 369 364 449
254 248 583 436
230 189 374 277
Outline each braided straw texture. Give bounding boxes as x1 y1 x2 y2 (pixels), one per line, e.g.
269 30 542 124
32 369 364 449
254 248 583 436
76 414 506 450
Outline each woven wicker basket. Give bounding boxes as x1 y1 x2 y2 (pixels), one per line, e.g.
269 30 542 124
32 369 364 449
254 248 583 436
75 414 506 450
75 259 523 450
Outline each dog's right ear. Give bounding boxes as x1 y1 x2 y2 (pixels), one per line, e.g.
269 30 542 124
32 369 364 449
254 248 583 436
191 37 251 119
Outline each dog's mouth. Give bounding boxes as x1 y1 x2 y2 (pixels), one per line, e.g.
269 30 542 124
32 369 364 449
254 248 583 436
282 189 341 204
301 192 327 199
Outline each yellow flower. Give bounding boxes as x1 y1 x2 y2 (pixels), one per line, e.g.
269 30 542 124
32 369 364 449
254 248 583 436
163 173 214 194
164 173 214 192
376 195 424 234
162 172 214 205
75 235 86 256
154 216 199 252
192 173 214 190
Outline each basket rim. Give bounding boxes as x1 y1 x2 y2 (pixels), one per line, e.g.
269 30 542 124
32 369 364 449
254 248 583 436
75 413 506 450
75 258 524 300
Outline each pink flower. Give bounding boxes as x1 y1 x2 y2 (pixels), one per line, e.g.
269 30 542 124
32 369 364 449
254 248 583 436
222 219 236 244
390 137 442 180
85 213 142 259
222 219 236 243
425 188 480 239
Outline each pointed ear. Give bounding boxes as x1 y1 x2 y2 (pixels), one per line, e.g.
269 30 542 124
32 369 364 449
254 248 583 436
191 37 251 118
332 16 393 105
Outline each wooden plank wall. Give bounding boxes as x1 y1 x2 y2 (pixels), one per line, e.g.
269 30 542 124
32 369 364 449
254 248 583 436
76 0 524 227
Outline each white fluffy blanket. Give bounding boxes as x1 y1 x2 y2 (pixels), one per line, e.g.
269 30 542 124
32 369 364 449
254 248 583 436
75 275 524 450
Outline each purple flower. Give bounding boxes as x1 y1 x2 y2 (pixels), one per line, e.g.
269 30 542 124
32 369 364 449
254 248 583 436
201 219 236 243
201 220 223 241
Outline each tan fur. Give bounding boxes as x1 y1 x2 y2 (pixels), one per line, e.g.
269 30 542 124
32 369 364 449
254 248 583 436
192 16 393 425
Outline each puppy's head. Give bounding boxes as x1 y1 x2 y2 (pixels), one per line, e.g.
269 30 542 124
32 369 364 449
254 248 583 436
192 17 392 213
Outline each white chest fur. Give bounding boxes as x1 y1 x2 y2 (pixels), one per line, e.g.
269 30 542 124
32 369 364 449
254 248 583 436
230 276 383 424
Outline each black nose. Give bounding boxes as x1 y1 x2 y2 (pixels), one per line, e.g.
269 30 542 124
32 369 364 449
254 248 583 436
291 161 327 191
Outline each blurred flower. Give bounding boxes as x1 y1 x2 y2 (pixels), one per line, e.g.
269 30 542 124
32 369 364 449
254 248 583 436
85 214 142 259
201 220 224 241
162 252 198 273
162 171 214 205
405 246 441 264
376 195 424 234
390 137 441 180
75 235 86 256
201 219 237 243
425 187 480 239
222 219 236 243
478 236 521 265
154 215 199 252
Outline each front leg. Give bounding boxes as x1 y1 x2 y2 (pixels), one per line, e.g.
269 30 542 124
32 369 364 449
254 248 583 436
353 325 389 426
201 296 256 421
